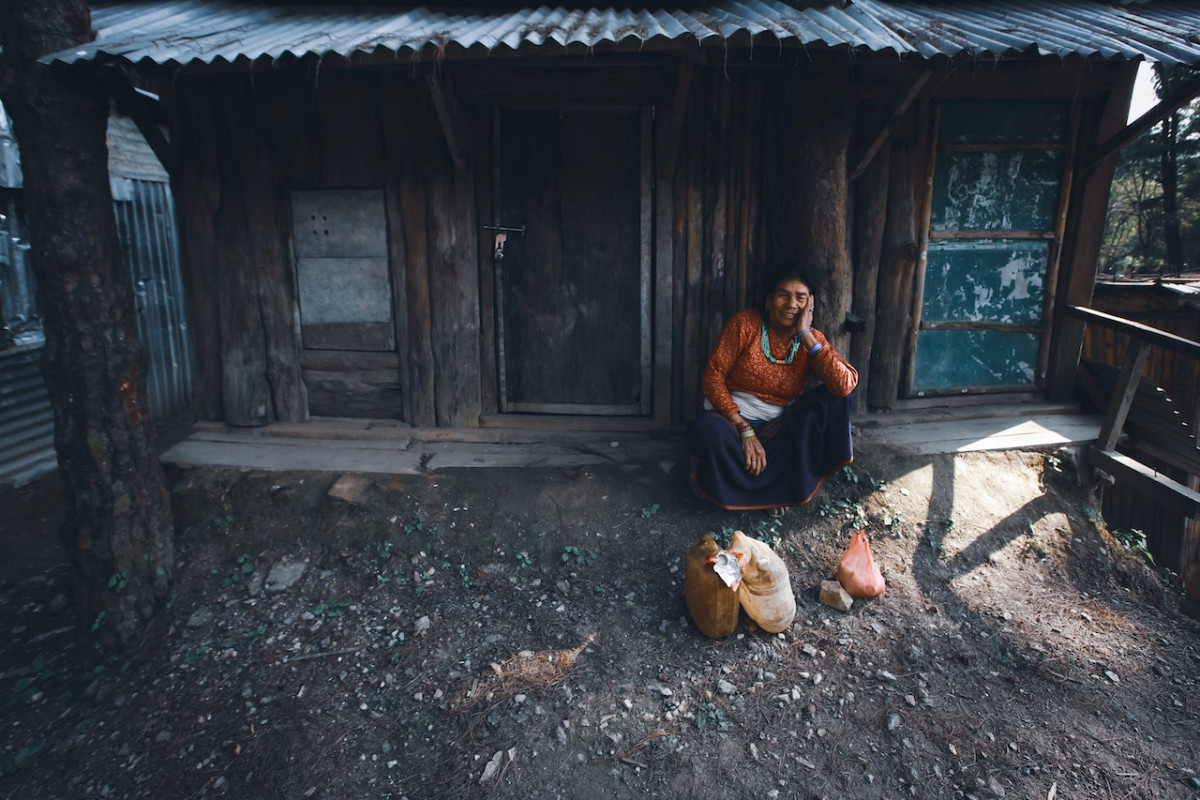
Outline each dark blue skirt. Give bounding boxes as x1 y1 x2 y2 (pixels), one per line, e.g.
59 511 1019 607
688 386 854 510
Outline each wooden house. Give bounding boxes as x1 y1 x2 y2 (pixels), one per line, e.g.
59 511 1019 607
47 0 1200 436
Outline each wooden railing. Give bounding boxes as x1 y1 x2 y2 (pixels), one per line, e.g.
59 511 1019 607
1068 305 1200 570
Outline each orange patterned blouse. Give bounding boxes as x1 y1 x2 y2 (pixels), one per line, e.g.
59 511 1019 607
701 309 859 419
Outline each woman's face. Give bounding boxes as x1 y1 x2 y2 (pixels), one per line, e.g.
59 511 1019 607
765 279 811 332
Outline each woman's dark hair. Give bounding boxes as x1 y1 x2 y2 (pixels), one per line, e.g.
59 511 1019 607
760 262 818 309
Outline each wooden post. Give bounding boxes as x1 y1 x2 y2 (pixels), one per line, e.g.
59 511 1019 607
381 76 436 427
1046 62 1138 399
171 78 222 421
868 142 919 412
229 76 308 423
1096 339 1151 450
213 76 272 426
850 127 890 405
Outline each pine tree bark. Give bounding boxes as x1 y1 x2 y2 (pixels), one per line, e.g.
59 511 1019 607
0 0 174 650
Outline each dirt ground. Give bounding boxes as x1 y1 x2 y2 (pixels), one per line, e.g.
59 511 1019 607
0 438 1198 800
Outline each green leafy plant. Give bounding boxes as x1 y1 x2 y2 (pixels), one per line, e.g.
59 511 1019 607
641 503 660 519
403 515 437 535
311 598 352 617
458 563 473 589
818 497 867 528
186 645 211 664
107 571 129 592
925 518 952 560
515 551 533 569
214 554 254 588
1113 528 1155 565
696 702 731 731
243 624 268 644
10 654 48 702
753 517 783 549
561 546 597 569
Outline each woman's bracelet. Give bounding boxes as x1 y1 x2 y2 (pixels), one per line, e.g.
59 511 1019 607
740 428 757 440
807 341 824 357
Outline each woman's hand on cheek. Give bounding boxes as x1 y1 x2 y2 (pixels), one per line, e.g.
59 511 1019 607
800 298 814 334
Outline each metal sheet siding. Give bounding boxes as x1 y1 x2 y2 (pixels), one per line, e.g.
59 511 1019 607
53 0 1200 67
112 178 193 421
0 345 56 490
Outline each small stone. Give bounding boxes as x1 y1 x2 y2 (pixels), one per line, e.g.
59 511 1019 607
1104 670 1120 684
877 670 898 682
988 775 1006 797
718 679 737 695
556 580 571 597
819 580 853 612
480 751 504 784
264 555 308 593
801 643 819 657
414 616 431 635
327 474 373 505
886 712 902 732
186 606 215 628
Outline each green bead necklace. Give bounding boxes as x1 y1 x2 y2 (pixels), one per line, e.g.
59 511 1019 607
760 320 801 365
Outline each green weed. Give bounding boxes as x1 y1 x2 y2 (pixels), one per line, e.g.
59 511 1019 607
561 546 597 569
641 503 660 519
696 702 731 731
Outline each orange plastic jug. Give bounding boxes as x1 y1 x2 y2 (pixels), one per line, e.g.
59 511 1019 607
684 535 741 638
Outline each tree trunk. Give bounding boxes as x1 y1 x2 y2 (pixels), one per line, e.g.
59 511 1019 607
791 58 853 357
1161 112 1184 271
0 0 174 651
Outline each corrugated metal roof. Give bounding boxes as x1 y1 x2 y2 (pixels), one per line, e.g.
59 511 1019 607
46 0 1200 67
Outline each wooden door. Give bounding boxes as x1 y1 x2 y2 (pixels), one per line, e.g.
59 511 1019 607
493 107 652 415
910 99 1072 396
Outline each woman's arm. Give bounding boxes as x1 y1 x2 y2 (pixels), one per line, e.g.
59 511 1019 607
805 331 858 397
700 313 752 419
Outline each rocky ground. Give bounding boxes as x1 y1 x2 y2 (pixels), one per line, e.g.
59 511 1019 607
0 440 1198 800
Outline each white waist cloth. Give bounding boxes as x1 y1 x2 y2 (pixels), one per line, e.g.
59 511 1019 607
704 391 785 423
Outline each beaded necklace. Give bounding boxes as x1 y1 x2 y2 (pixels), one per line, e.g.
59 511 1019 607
759 319 801 365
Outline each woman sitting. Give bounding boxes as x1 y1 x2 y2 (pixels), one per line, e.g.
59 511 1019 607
689 263 858 515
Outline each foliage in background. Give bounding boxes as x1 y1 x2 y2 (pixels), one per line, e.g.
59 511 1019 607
1101 65 1200 276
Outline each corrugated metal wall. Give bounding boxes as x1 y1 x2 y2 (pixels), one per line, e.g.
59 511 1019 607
0 345 56 488
112 177 192 420
0 178 191 489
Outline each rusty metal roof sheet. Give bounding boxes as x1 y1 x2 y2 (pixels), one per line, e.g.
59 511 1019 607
47 0 1200 68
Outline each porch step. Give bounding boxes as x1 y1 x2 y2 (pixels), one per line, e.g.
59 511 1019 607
162 423 687 473
853 403 1101 455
